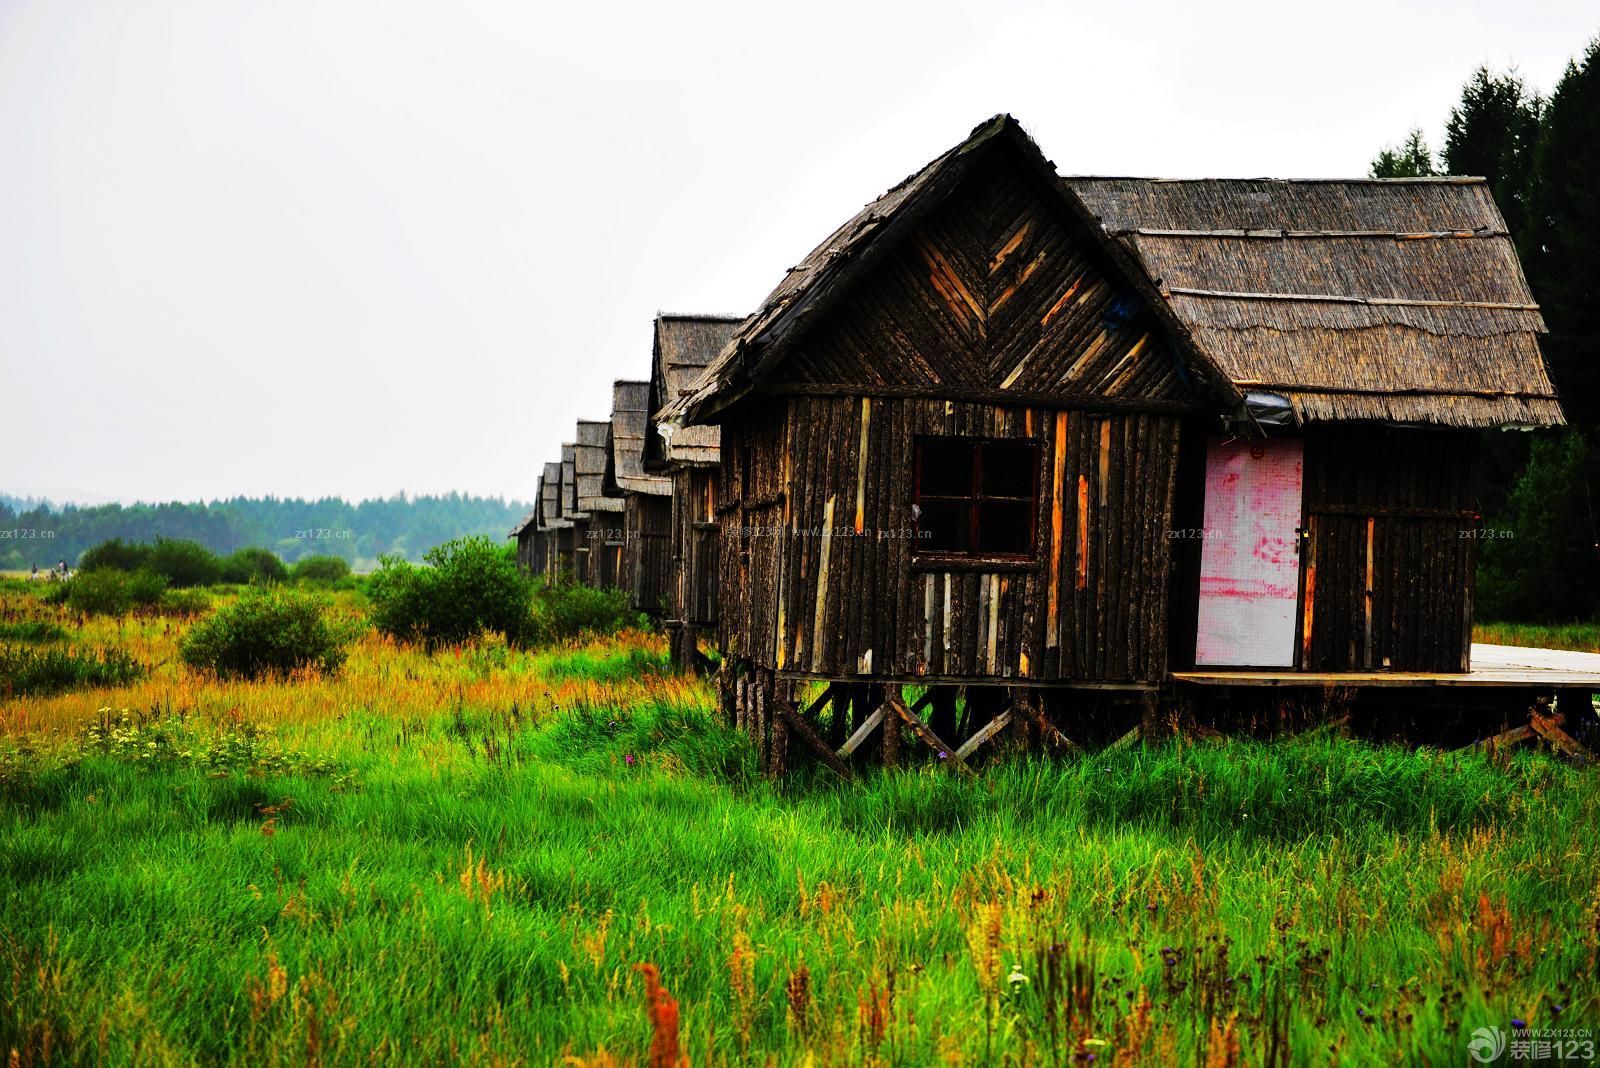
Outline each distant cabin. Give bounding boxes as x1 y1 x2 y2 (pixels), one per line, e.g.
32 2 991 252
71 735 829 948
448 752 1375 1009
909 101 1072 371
642 313 742 664
604 379 673 614
667 115 1561 706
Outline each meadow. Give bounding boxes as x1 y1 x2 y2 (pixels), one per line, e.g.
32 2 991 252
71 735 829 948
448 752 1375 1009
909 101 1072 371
1 577 1596 1066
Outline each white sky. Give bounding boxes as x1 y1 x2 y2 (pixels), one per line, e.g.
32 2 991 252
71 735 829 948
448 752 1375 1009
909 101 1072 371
2 0 1594 505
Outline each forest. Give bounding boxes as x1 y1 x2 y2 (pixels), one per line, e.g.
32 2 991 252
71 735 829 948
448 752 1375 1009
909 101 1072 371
0 493 531 573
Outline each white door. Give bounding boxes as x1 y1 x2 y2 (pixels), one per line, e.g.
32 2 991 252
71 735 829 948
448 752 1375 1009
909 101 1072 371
1194 437 1303 667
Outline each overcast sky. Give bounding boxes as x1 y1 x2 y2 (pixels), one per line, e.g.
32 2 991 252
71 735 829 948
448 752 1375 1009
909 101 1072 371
2 0 1594 505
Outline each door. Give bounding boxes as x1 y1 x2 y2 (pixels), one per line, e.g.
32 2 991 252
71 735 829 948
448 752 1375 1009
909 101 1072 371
1194 437 1304 667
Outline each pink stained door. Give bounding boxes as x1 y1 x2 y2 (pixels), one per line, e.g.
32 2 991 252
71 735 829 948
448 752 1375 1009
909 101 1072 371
1195 437 1304 667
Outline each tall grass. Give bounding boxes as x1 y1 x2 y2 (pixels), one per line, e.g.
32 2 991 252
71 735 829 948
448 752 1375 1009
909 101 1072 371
0 581 1595 1064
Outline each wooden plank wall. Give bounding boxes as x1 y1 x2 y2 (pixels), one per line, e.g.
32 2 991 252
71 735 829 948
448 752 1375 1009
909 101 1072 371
1301 427 1477 672
624 495 672 614
669 467 720 627
719 396 1181 682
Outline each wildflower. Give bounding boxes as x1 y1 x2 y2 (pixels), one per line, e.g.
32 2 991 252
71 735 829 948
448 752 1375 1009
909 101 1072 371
1007 963 1029 987
1512 1018 1527 1029
938 750 947 759
624 754 636 766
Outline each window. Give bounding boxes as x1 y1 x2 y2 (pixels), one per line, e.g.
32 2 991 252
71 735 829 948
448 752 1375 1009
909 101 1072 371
914 437 1040 559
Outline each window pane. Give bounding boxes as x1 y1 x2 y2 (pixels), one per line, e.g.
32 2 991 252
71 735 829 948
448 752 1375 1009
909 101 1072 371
981 442 1037 498
919 440 975 497
918 500 969 553
976 500 1033 555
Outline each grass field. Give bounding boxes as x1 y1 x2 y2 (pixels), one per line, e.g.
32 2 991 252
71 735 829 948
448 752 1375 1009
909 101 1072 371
2 580 1596 1065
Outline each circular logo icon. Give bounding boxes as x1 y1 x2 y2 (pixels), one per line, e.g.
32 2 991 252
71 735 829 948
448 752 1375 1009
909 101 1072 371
1468 1026 1507 1063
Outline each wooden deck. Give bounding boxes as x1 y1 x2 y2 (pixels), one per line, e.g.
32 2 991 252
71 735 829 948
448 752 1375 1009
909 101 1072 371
1171 643 1600 689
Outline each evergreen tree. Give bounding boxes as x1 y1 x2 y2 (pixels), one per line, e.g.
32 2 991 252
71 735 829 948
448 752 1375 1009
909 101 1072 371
1443 67 1543 245
1370 129 1437 178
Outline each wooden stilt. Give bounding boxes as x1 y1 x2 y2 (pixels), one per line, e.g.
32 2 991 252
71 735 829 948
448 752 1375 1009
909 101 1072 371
1014 689 1082 754
882 684 901 770
1530 711 1594 765
770 678 792 779
782 708 855 781
885 691 974 777
1106 724 1143 753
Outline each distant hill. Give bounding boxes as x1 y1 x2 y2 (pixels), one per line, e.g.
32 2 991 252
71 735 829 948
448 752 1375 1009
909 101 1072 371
0 493 532 571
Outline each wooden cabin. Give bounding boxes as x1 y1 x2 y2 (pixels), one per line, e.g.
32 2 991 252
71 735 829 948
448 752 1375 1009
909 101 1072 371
510 491 544 574
534 461 566 582
666 114 1564 772
643 313 743 664
575 418 625 588
604 380 673 614
558 442 584 578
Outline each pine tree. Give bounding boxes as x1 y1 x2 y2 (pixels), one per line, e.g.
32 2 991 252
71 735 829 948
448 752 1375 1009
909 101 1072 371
1442 67 1543 245
1369 129 1437 178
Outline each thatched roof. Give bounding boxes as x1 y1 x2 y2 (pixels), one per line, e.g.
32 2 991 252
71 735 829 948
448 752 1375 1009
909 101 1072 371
540 461 568 529
1065 177 1562 427
605 380 671 496
645 314 743 469
668 114 1560 431
575 419 624 513
508 498 540 539
560 443 583 521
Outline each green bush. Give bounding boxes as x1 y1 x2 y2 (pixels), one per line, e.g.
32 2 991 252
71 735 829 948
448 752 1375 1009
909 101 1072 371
179 589 350 680
38 581 70 606
126 569 168 608
0 644 144 696
527 582 642 645
219 547 288 586
0 622 71 643
157 588 212 617
146 539 222 588
66 570 133 616
78 538 153 573
367 537 532 648
292 554 352 584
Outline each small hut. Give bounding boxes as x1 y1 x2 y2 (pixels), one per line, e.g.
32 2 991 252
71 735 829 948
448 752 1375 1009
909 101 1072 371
558 442 584 577
604 380 673 614
643 313 743 664
667 114 1564 773
575 419 625 588
509 490 544 574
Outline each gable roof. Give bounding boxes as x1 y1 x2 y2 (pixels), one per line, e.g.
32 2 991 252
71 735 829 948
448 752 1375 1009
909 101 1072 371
560 443 583 521
540 461 568 529
669 115 1233 427
1065 176 1562 427
645 314 743 468
668 114 1560 432
575 419 624 513
509 498 540 539
605 380 671 496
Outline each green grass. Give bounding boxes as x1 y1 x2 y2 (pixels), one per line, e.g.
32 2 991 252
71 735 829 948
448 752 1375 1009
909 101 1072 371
1475 620 1600 653
0 643 144 697
0 621 71 644
2 681 1596 1066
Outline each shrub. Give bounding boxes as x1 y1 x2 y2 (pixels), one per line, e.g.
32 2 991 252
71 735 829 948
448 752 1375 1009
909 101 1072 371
66 570 133 616
38 581 70 606
220 547 288 586
157 588 212 617
528 582 642 645
367 537 532 648
126 569 168 608
78 538 153 573
179 589 350 680
0 645 144 696
292 554 352 584
146 539 222 588
0 622 71 643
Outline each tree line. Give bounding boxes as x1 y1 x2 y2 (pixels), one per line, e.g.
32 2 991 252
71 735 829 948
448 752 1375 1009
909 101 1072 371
1372 35 1599 621
0 493 531 573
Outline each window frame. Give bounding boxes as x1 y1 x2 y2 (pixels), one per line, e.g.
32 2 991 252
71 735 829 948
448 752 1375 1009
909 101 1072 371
912 435 1042 564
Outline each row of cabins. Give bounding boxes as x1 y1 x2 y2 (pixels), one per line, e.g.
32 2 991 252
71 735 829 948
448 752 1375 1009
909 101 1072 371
512 314 739 662
516 114 1577 771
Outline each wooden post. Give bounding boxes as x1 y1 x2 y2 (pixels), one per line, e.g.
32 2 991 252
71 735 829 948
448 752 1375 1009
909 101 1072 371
770 678 792 779
882 684 901 770
756 671 771 772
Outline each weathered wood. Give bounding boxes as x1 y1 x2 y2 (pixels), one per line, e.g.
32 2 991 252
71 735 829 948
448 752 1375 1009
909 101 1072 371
1458 723 1534 753
1014 689 1082 753
954 708 1014 761
1106 724 1143 753
781 708 855 781
837 706 885 759
886 692 974 777
1530 712 1594 764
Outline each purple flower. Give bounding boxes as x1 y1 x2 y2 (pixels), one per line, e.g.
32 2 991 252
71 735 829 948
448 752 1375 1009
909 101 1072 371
938 751 947 759
1512 1018 1527 1029
624 754 636 766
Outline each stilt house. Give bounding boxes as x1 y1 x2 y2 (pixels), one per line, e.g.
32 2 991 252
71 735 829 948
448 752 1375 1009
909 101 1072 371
667 114 1563 771
643 314 743 662
575 419 625 588
604 380 673 613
